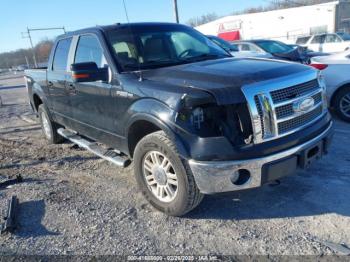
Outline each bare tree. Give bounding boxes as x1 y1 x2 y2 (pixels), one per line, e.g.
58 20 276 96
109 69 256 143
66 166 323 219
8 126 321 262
186 13 219 27
0 39 54 69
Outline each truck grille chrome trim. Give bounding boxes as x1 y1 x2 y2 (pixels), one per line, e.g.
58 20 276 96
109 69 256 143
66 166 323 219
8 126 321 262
255 93 277 140
242 71 327 144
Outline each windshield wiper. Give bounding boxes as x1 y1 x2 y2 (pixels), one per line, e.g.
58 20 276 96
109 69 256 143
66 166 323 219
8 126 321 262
122 60 183 71
181 53 229 62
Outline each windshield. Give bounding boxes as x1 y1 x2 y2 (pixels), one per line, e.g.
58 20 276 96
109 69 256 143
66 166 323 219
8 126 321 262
107 25 230 71
208 36 238 52
255 41 294 54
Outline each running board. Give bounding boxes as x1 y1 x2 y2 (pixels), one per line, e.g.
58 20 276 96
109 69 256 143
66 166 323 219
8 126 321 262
57 128 131 167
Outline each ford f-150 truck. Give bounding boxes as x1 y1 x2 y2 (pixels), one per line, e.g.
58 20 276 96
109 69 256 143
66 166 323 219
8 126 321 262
25 23 333 216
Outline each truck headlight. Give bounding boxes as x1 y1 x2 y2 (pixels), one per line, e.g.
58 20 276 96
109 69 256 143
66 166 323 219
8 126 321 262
191 107 204 130
317 71 326 91
317 71 328 109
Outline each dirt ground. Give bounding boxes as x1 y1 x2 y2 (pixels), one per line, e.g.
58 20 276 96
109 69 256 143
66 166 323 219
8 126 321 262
0 72 350 256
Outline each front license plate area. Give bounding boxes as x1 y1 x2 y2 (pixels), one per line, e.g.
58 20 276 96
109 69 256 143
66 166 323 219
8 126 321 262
299 140 324 168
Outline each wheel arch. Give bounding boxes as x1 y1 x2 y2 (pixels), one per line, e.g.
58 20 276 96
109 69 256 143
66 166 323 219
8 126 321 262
126 114 189 159
32 93 43 112
330 82 350 108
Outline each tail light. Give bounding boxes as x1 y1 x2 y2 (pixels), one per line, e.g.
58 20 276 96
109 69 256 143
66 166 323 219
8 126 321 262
310 63 328 70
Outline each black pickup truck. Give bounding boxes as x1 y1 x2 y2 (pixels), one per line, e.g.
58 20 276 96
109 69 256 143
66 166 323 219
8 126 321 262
25 22 333 216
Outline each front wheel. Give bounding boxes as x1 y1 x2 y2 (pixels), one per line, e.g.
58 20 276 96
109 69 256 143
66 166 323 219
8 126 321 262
333 86 350 123
133 131 203 216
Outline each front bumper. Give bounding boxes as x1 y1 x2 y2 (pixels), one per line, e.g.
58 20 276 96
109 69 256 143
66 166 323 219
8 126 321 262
188 121 333 194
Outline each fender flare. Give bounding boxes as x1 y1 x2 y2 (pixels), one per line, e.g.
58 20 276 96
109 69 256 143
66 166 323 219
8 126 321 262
125 100 190 159
32 82 48 111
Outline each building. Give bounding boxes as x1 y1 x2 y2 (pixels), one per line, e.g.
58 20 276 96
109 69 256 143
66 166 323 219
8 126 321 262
195 1 350 43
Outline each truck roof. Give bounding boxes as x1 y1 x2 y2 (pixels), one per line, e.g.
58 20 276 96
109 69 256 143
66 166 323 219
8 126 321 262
56 22 187 39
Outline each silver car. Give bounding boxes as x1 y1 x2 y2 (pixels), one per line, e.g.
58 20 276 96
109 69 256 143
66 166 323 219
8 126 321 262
206 35 273 59
311 50 350 122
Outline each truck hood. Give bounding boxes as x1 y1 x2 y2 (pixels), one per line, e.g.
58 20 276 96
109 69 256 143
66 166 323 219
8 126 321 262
142 58 313 105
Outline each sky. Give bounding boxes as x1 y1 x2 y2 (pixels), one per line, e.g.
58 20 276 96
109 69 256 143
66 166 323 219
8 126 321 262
0 0 266 53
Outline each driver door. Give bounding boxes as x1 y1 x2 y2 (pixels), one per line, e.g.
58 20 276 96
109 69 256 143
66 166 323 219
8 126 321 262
66 34 118 141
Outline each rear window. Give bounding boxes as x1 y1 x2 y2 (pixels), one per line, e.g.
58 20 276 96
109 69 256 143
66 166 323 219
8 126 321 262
52 38 72 71
296 36 311 45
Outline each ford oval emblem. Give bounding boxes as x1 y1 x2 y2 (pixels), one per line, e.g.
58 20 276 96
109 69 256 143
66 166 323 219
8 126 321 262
293 97 315 113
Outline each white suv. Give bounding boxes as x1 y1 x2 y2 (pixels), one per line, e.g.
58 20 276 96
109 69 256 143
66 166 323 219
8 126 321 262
296 33 350 53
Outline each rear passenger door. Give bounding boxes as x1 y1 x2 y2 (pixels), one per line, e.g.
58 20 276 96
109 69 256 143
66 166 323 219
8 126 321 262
47 37 74 126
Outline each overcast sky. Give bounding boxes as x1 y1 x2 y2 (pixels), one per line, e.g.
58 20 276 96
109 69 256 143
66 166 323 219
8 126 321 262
0 0 266 53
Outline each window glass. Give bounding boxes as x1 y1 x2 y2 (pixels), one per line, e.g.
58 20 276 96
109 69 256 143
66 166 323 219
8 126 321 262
325 34 341 43
169 32 210 57
230 44 239 52
111 36 139 65
75 35 107 68
311 35 325 44
208 36 237 52
296 36 311 45
52 38 72 71
107 26 229 71
238 43 261 52
255 41 293 53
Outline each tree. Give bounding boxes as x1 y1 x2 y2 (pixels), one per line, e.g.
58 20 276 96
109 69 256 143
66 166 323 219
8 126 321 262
186 13 219 27
0 39 54 69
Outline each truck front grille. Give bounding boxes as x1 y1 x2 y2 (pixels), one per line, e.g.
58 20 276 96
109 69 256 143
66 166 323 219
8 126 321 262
270 79 319 103
275 92 322 119
278 106 323 134
242 72 327 144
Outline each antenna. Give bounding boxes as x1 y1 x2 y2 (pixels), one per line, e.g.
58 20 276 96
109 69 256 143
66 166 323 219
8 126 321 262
122 0 143 81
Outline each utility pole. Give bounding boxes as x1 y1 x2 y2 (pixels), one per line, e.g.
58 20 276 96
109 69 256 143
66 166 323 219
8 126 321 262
27 27 38 68
24 56 30 68
173 0 179 23
21 26 65 68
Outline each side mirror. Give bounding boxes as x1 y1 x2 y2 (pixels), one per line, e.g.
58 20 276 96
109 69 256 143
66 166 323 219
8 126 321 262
70 62 108 83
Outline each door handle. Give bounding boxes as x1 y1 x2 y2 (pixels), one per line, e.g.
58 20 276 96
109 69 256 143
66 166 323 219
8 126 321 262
48 81 54 87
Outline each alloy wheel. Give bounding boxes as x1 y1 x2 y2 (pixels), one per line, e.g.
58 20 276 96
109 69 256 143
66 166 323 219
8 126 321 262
142 151 178 203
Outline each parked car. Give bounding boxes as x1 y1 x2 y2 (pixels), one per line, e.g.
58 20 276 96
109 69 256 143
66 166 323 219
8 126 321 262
296 33 350 53
310 49 350 122
231 40 309 63
25 22 333 216
207 35 273 59
289 44 331 62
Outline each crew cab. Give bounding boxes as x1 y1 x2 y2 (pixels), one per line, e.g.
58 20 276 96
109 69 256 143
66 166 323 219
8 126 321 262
25 23 333 216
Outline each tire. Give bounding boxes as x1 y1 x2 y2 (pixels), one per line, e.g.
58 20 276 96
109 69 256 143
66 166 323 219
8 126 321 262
133 131 203 216
38 104 64 144
333 86 350 123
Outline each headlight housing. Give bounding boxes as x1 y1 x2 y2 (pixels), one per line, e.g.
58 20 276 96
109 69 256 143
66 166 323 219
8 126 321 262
317 71 328 109
317 71 326 90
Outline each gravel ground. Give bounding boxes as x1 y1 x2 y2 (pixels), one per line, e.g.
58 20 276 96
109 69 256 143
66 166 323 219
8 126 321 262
0 72 350 256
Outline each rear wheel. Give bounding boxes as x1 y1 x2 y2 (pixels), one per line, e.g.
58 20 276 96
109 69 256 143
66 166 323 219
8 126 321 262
133 131 203 216
38 104 64 144
333 86 350 123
